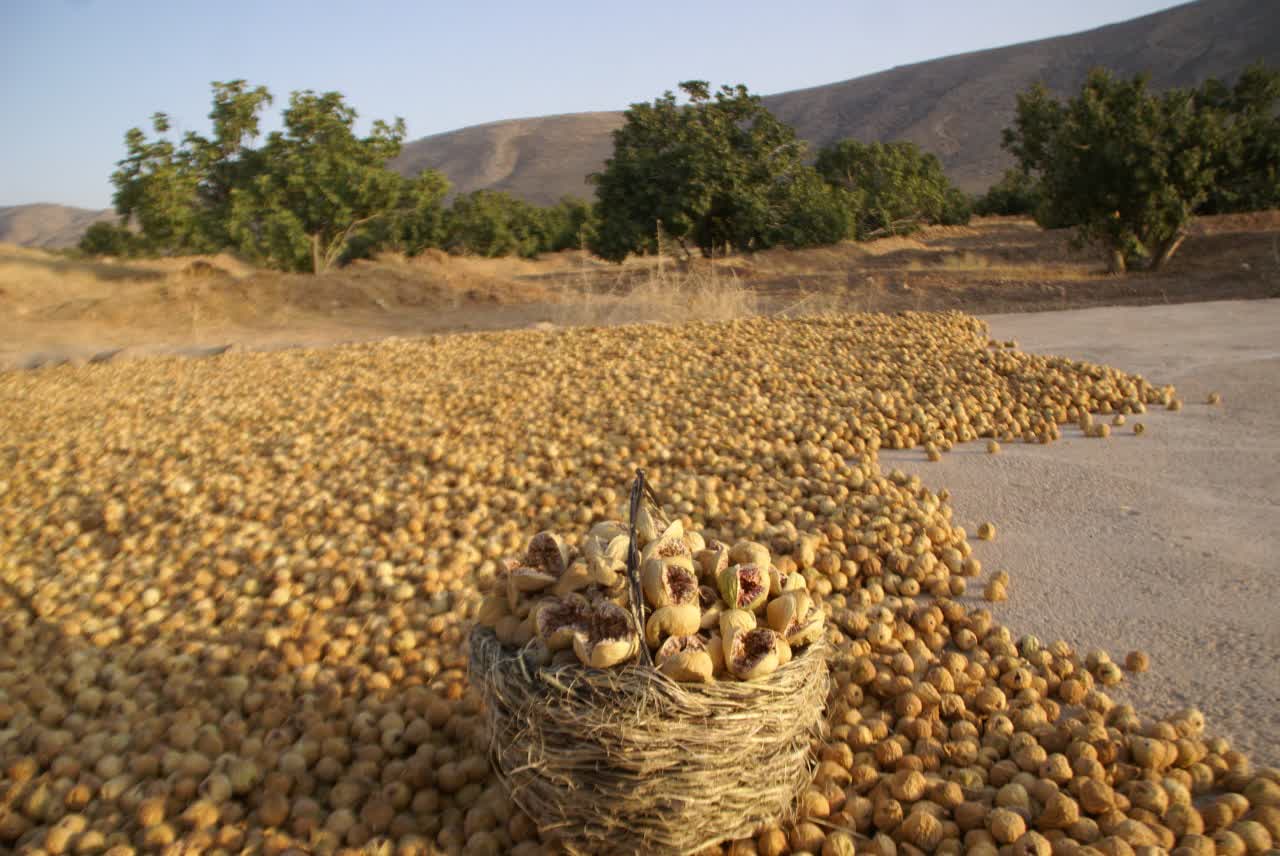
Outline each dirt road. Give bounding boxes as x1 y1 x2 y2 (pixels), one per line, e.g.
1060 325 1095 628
886 299 1280 765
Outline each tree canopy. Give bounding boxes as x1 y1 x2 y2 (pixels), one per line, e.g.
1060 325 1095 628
589 81 848 261
1196 63 1280 215
101 81 447 273
1003 69 1219 273
814 140 970 238
227 90 410 273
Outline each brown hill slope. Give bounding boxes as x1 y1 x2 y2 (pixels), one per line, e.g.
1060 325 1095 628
394 0 1280 203
0 204 115 249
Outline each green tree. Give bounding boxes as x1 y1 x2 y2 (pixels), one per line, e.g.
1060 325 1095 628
110 81 273 255
1197 63 1280 214
77 221 145 257
111 113 205 254
537 197 596 252
1003 69 1219 273
589 81 836 261
974 168 1042 217
814 140 969 239
229 90 408 273
182 81 274 249
344 169 452 261
443 190 546 258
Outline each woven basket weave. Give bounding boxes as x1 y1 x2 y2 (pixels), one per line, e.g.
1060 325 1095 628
469 626 829 855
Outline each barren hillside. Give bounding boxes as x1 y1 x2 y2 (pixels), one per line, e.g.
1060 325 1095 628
0 203 114 248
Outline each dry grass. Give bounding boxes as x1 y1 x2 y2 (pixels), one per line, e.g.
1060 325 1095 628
550 263 761 327
3 211 1277 366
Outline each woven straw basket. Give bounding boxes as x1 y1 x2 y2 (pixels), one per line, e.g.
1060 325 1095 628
469 626 829 855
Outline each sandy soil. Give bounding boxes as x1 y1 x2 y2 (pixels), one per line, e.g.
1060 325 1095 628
885 299 1280 766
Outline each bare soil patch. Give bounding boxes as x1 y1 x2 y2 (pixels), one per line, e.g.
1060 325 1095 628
2 213 1277 369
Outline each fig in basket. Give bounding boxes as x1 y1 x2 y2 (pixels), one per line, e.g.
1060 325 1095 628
729 539 771 570
655 634 714 683
725 626 784 680
645 603 702 649
583 529 627 562
766 590 825 648
640 519 692 564
697 584 722 630
641 558 699 609
524 531 572 579
572 599 640 669
694 540 730 582
768 566 808 596
534 593 590 651
717 563 769 612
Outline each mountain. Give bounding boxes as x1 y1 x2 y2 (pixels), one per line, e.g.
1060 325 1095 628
0 204 115 249
393 0 1280 204
10 0 1280 248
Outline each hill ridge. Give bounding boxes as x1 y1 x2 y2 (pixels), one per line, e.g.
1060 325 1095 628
6 0 1278 247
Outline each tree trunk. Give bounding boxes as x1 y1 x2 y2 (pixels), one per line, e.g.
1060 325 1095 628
1107 248 1127 275
1149 232 1187 271
311 233 324 275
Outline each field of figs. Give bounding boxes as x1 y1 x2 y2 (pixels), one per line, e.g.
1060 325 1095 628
1 311 1276 855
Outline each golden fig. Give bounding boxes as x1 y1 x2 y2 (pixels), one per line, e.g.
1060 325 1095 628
718 564 769 611
726 627 782 680
644 603 701 649
655 635 714 683
533 594 589 651
571 601 639 669
641 559 699 609
729 540 771 570
525 531 570 576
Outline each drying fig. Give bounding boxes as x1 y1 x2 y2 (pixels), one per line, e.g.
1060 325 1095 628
697 585 723 630
641 520 691 565
644 604 701 649
641 559 699 609
718 564 769 612
729 540 771 570
695 541 730 581
572 601 639 669
1038 792 1081 829
719 609 757 639
1124 651 1150 673
765 591 824 647
551 560 596 596
655 635 714 683
525 531 571 577
533 594 589 651
725 627 782 680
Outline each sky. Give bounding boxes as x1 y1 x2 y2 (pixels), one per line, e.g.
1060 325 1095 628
1 0 1187 210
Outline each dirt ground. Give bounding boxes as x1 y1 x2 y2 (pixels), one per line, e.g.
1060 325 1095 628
3 213 1277 369
886 299 1280 766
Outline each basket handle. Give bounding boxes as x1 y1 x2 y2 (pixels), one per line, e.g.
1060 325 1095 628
626 468 659 666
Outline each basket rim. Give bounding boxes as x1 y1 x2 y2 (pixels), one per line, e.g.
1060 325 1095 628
469 623 827 697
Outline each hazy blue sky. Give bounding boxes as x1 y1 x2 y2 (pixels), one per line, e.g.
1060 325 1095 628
2 0 1185 209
